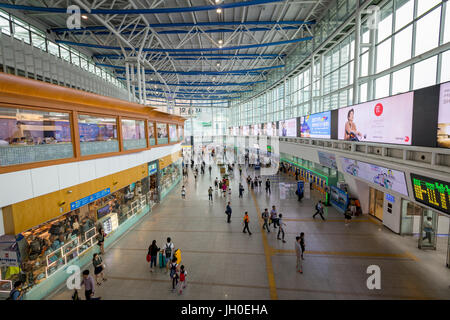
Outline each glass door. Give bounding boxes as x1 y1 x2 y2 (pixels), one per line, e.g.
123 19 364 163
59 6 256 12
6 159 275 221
400 200 422 235
418 209 438 250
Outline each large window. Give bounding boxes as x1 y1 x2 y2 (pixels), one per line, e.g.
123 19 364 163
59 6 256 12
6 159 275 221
169 124 177 142
148 122 156 146
0 107 73 166
78 114 118 156
121 119 146 150
156 123 168 144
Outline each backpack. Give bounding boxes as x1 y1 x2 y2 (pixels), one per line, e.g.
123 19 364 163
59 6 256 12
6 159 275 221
165 243 173 258
170 263 178 278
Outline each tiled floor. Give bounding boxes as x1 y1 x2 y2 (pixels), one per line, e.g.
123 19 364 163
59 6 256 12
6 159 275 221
48 160 450 300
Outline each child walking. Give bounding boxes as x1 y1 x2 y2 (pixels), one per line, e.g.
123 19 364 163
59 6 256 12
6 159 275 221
181 186 186 199
178 265 187 294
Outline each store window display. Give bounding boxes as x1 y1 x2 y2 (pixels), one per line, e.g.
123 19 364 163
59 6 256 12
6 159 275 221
0 107 73 166
149 122 156 146
157 123 168 145
6 177 152 294
78 114 118 156
159 159 182 200
169 124 177 142
121 119 146 150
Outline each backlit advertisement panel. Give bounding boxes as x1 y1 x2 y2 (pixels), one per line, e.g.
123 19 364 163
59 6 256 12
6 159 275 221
437 82 450 148
264 122 276 136
300 111 331 139
279 118 297 137
338 92 414 145
340 157 408 196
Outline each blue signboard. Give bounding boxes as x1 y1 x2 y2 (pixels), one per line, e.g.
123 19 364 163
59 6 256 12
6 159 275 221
148 161 158 175
70 188 111 210
330 185 349 213
385 193 395 203
300 111 331 139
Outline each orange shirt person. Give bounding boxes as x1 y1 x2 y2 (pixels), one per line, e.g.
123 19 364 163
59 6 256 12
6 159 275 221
344 109 362 141
242 212 252 235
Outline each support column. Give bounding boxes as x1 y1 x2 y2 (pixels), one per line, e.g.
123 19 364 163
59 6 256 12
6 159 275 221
137 60 142 104
141 65 146 105
353 1 361 104
309 55 315 114
125 62 131 102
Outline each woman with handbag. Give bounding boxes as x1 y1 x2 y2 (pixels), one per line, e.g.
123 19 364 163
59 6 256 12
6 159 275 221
92 253 107 285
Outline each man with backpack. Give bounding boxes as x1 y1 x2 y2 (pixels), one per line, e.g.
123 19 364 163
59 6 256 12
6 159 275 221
8 281 24 300
169 257 179 292
313 200 326 220
164 237 175 273
261 208 270 233
208 186 213 202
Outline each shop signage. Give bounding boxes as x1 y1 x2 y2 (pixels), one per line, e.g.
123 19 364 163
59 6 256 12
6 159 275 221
0 250 19 267
70 188 111 211
385 194 395 203
148 162 157 175
411 173 449 215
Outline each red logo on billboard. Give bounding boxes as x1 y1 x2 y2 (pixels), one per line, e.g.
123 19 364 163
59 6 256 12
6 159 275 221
405 136 410 143
374 103 383 116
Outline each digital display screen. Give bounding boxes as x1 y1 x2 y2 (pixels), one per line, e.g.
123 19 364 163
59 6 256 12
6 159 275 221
264 122 276 136
300 111 331 139
97 204 111 220
340 157 408 196
437 82 450 148
338 92 414 145
278 118 297 137
411 173 449 215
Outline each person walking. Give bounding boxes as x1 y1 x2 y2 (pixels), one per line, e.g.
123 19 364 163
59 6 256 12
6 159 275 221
295 237 303 274
148 240 160 273
423 216 433 243
169 257 179 292
208 165 212 175
265 178 271 194
313 200 326 220
261 208 270 233
164 237 174 273
92 253 107 284
178 265 187 294
81 270 100 300
96 227 106 255
299 232 305 260
222 181 227 197
239 183 244 198
228 187 232 199
269 206 278 228
181 185 186 199
242 212 252 235
214 177 219 190
208 186 213 202
258 176 262 189
225 202 232 223
239 166 242 177
344 209 352 226
277 214 286 243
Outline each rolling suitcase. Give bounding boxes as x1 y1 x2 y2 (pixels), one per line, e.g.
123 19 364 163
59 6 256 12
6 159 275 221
159 251 166 268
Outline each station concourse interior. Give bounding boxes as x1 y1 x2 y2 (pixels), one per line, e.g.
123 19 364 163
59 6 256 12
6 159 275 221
0 0 449 300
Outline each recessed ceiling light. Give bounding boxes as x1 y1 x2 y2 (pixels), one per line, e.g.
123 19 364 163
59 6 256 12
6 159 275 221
81 15 88 20
216 8 222 14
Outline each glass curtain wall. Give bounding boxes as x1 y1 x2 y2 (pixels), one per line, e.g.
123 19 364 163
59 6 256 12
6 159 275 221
229 0 450 127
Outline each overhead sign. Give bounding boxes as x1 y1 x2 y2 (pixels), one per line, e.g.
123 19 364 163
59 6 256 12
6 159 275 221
411 173 449 215
340 157 408 196
70 188 111 211
300 111 331 139
148 162 157 175
338 92 414 145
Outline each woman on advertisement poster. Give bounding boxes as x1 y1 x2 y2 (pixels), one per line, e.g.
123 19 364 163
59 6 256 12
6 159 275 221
344 109 364 141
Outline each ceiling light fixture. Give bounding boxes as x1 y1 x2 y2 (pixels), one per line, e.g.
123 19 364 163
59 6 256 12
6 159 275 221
81 15 88 20
218 39 223 45
215 0 222 3
216 62 221 67
216 8 222 14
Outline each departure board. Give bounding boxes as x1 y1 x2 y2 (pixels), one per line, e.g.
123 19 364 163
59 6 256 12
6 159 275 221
411 173 449 215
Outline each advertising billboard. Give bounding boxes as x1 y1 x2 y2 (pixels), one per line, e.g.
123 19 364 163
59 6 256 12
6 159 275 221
411 173 449 215
340 157 408 196
317 151 337 169
264 122 276 136
278 118 297 137
437 82 450 148
300 111 331 139
338 92 414 145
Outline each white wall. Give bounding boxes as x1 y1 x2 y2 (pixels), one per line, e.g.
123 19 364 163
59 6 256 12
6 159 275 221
0 144 181 208
383 193 402 234
0 208 4 236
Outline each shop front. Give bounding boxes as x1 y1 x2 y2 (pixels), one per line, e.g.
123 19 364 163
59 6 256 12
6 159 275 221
147 160 159 207
159 154 182 201
0 176 152 300
369 188 385 221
